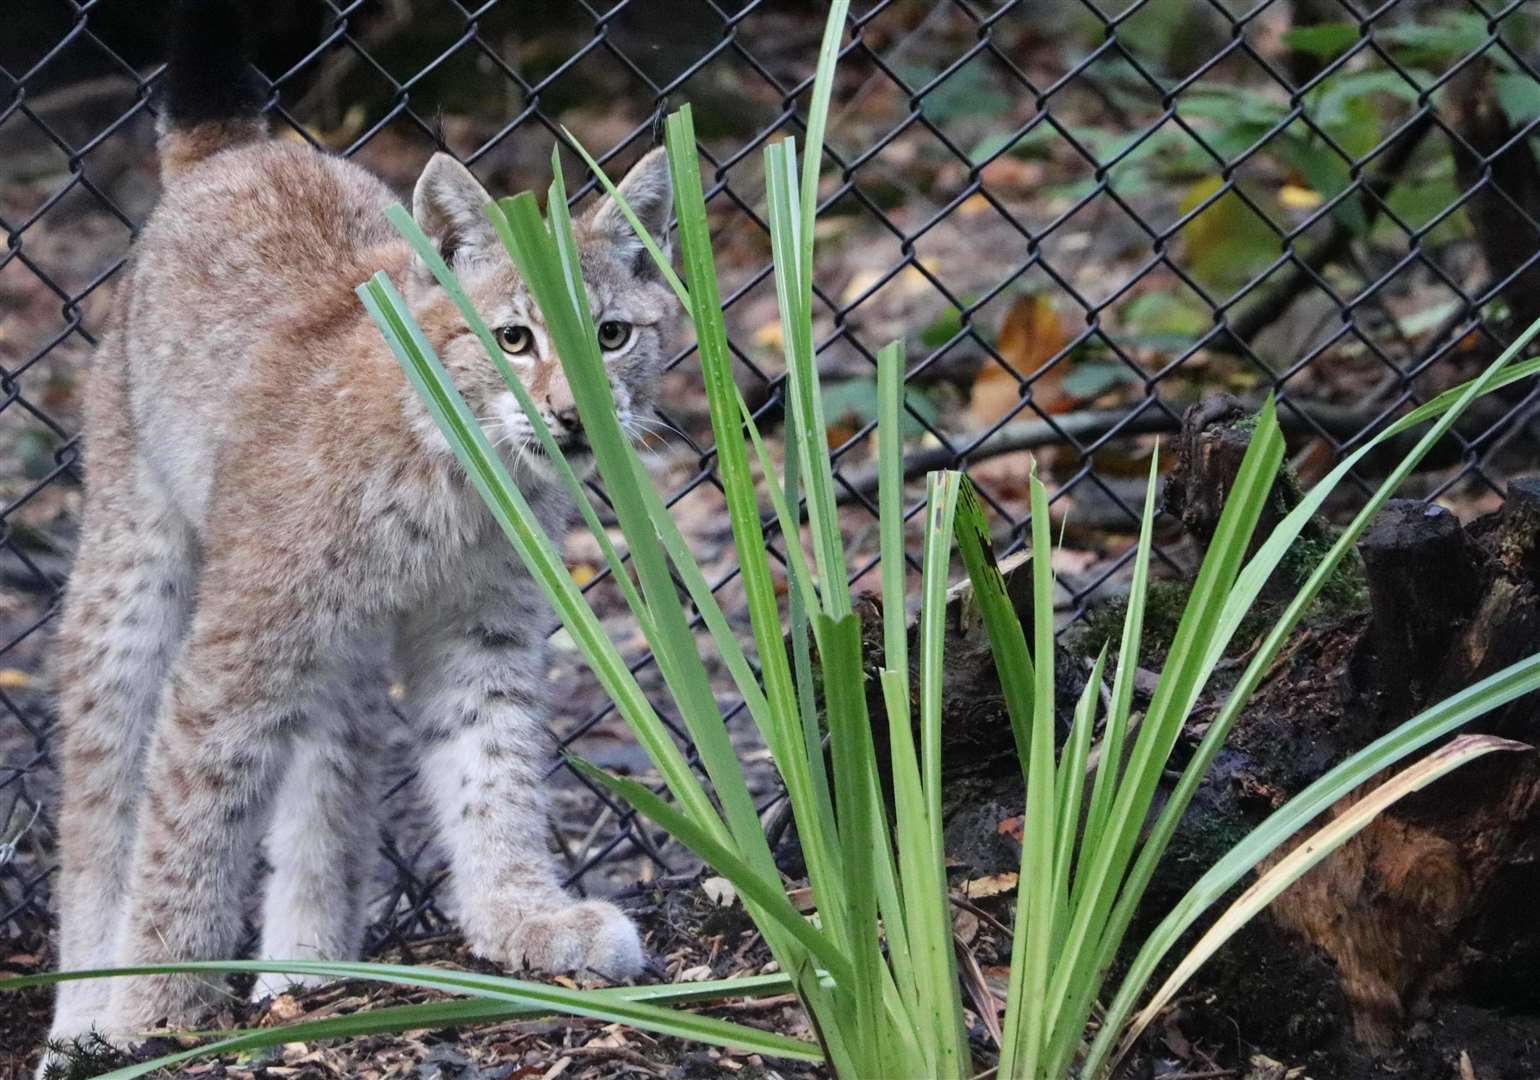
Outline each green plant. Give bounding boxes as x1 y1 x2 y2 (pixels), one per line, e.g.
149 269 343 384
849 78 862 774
12 5 1540 1077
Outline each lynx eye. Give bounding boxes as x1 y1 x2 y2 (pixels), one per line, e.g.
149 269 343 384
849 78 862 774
597 320 634 352
497 325 533 355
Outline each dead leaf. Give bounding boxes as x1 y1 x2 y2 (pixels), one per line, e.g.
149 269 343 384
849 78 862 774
841 268 884 305
0 669 30 689
268 994 304 1023
1178 175 1277 291
961 871 1019 899
971 293 1070 427
957 193 993 219
1460 1051 1477 1080
996 815 1024 842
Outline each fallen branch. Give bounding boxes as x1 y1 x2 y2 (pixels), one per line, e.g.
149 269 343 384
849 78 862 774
833 399 1378 504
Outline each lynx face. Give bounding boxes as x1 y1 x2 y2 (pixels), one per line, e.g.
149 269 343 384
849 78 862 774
407 151 676 478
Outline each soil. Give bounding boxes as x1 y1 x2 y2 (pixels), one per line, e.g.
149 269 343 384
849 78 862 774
6 867 1539 1079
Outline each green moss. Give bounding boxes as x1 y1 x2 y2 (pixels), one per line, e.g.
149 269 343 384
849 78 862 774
1070 525 1367 666
1279 529 1368 614
1072 578 1282 667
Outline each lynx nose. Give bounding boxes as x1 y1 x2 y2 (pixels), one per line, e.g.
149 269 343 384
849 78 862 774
553 405 581 434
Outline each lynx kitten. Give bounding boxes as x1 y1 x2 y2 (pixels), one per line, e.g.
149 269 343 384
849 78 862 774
45 0 675 1048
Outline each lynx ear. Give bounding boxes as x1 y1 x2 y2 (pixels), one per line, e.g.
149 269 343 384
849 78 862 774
588 147 673 272
411 153 497 271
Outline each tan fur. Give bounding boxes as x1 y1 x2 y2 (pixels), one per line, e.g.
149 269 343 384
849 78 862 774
157 117 267 179
45 119 676 1049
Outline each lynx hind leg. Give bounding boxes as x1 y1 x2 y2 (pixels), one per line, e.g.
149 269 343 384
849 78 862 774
46 356 198 1048
251 651 388 1002
106 566 338 1034
399 597 644 981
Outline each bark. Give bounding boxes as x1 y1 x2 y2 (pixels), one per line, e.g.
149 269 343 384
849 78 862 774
1157 404 1540 1051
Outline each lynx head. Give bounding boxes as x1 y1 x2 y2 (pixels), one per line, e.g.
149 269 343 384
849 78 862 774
405 149 676 472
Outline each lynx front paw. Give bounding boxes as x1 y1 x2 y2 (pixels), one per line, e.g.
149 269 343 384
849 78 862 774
107 971 222 1035
497 899 645 981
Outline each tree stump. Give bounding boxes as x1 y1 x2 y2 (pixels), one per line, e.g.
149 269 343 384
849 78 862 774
1159 400 1540 1051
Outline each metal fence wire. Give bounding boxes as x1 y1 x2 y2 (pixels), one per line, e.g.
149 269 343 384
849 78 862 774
5 0 1540 950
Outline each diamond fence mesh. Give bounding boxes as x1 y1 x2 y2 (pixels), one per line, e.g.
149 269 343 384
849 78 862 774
4 0 1540 951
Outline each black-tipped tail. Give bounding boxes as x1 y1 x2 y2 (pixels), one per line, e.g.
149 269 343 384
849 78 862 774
162 0 265 130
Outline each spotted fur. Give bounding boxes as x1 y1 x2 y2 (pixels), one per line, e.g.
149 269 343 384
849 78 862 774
44 22 676 1049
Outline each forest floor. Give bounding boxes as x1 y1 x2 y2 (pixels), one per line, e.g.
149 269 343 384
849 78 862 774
6 869 1538 1080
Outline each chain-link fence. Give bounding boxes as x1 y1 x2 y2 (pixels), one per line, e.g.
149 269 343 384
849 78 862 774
5 0 1540 952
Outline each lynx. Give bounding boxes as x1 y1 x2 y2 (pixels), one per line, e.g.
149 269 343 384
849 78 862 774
45 0 675 1049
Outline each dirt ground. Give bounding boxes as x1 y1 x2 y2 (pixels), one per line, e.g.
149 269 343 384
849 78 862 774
6 870 1538 1079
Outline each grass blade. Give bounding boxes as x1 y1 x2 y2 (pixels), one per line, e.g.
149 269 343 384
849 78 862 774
496 182 775 886
382 204 651 637
567 758 853 988
817 609 885 1068
357 274 721 839
1079 453 1157 850
1042 399 1285 1072
90 977 796 1079
14 960 820 1064
1052 644 1107 945
909 471 970 1076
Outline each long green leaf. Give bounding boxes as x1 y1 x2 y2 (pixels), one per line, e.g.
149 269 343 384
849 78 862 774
495 182 774 889
817 609 885 1069
1017 465 1064 1077
1052 644 1107 947
1079 452 1158 850
14 961 820 1065
765 137 848 620
90 976 796 1079
914 472 971 1077
566 758 852 988
1042 398 1285 1072
662 108 852 1023
383 203 652 640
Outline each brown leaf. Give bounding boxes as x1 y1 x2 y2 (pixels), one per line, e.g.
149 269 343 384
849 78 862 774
961 871 1019 899
971 293 1070 427
996 814 1024 842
